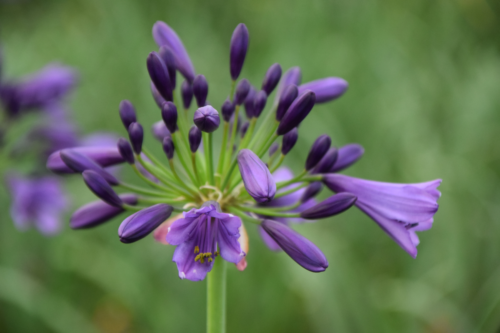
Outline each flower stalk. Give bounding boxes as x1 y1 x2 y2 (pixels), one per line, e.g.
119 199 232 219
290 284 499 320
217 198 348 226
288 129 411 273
207 258 227 333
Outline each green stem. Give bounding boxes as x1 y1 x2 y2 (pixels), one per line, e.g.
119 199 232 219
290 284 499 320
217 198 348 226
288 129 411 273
224 105 240 174
118 182 171 197
172 132 197 185
235 205 300 218
203 132 215 185
192 152 201 186
207 258 226 333
238 117 256 150
275 169 308 189
227 207 262 225
248 105 277 149
270 154 285 173
216 122 230 186
274 182 308 198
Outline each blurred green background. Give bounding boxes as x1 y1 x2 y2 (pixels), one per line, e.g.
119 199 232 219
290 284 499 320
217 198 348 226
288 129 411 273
1 0 500 332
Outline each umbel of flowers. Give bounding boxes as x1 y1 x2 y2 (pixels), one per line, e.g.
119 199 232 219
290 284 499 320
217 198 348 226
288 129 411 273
48 22 441 282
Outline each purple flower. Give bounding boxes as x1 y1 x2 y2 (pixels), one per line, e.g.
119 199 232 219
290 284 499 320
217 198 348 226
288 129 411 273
330 143 364 173
300 193 357 219
151 120 171 141
277 90 316 136
238 149 276 203
234 79 250 105
281 127 298 155
119 100 137 130
193 105 220 133
275 67 301 103
298 77 348 104
159 46 177 89
192 74 208 107
261 63 282 95
323 174 441 257
47 146 124 174
252 90 267 118
82 170 122 207
188 126 202 152
230 23 249 81
128 122 144 154
181 80 193 109
221 98 235 122
161 101 178 133
276 85 298 121
305 134 331 171
119 204 174 243
166 203 244 281
147 52 173 102
162 135 175 160
243 85 256 118
117 138 134 164
60 149 120 185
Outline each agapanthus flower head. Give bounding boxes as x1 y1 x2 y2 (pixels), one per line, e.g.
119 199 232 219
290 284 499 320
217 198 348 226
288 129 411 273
193 105 220 133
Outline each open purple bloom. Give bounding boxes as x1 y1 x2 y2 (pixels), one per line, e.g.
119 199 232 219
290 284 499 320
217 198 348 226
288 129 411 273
298 77 348 104
323 174 441 257
238 149 276 203
166 203 244 281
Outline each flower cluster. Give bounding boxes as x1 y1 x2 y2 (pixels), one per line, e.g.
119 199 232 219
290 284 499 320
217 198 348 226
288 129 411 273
48 22 441 281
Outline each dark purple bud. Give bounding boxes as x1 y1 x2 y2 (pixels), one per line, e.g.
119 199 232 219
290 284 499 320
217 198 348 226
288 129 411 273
193 105 220 133
221 98 235 122
128 122 143 154
330 144 364 173
119 100 137 129
159 46 177 89
281 127 298 155
162 135 175 160
47 147 125 174
161 101 178 133
305 135 331 171
300 193 357 219
118 203 174 243
181 80 193 109
230 23 249 80
262 63 282 95
60 150 119 185
269 142 279 157
238 149 276 203
189 126 202 153
253 90 267 118
147 52 173 102
311 147 338 174
234 79 250 105
276 85 298 121
300 182 323 203
261 219 328 272
298 77 348 103
151 120 171 141
277 90 316 136
243 86 256 118
70 194 138 229
240 121 249 138
82 170 122 207
150 82 166 109
117 138 134 164
192 74 208 107
275 67 302 102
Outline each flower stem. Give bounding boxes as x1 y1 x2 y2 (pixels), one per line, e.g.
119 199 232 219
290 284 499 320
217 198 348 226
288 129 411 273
235 205 300 218
216 122 230 186
203 132 215 185
224 105 240 173
207 258 226 333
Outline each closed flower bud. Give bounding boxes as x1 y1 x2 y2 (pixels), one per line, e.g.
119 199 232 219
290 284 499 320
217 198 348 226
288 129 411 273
243 86 256 118
221 98 235 122
253 90 267 118
269 142 279 157
82 170 122 207
281 127 298 155
275 67 302 102
276 85 298 121
240 121 250 138
230 23 249 80
151 120 171 141
47 147 125 174
193 105 220 133
261 219 328 272
119 100 137 129
150 82 166 108
181 80 193 109
117 138 134 164
161 101 178 132
305 134 331 170
147 52 173 102
128 122 144 154
277 90 316 135
159 46 177 89
298 77 348 103
300 182 323 203
163 135 175 160
60 150 119 185
234 78 250 105
189 126 202 153
330 143 364 173
238 149 276 203
118 203 174 243
193 74 208 107
311 147 338 174
262 63 282 95
70 194 138 229
300 193 357 219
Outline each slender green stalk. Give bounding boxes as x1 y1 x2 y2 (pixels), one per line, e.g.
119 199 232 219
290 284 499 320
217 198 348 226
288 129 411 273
257 132 279 158
203 132 215 185
172 132 197 184
192 152 201 186
274 182 308 199
229 80 236 101
141 148 174 179
207 258 226 333
216 122 230 186
248 105 277 149
238 117 256 150
224 105 240 173
276 172 323 190
118 182 171 197
131 164 173 192
235 205 300 218
227 207 262 224
270 154 285 173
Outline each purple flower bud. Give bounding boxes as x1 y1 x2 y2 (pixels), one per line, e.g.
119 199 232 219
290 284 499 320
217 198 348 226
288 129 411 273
151 120 171 141
117 138 134 164
234 78 250 105
181 80 193 109
128 122 143 154
238 149 276 203
243 85 256 118
330 144 364 173
162 135 175 160
300 192 357 219
300 182 323 203
147 52 173 102
119 100 137 129
189 126 202 153
47 147 125 174
230 23 249 80
277 90 316 136
221 98 235 122
152 21 195 82
60 150 119 185
118 203 174 243
305 135 332 171
281 127 298 155
269 142 279 157
275 67 302 102
82 170 122 207
159 46 177 89
261 219 328 272
276 85 298 121
161 101 178 133
298 77 348 103
262 63 282 95
311 147 338 174
150 82 166 109
70 194 138 229
193 74 208 107
193 105 220 133
253 90 267 118
240 121 249 138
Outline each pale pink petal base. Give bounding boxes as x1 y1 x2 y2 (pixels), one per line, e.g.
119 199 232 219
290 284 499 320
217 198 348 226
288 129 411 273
236 223 249 271
153 213 183 245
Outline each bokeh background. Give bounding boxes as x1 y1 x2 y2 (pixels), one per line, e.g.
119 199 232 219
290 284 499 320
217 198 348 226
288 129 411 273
1 0 500 332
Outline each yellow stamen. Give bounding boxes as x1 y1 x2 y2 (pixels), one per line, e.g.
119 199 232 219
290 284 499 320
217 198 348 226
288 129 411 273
194 246 200 254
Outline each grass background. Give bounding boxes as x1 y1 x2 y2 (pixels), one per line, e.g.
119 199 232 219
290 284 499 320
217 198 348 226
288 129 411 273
1 0 500 332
